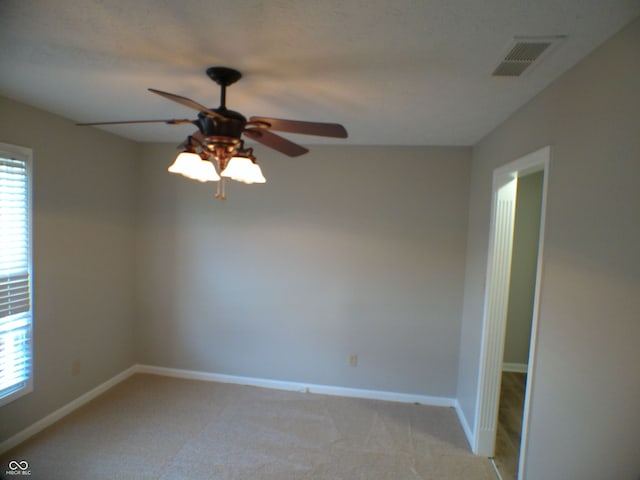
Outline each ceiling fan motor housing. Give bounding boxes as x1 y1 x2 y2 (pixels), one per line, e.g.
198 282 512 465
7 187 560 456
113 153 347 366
198 108 246 139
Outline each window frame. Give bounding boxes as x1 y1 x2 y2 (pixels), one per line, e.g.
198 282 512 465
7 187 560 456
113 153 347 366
0 142 34 407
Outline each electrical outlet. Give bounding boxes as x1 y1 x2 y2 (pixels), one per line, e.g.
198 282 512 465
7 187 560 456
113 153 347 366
348 354 358 367
71 359 81 376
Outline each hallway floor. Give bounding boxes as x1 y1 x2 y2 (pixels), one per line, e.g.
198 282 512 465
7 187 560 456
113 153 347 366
493 371 526 480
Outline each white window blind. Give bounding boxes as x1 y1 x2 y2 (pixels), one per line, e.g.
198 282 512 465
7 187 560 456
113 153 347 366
0 144 33 406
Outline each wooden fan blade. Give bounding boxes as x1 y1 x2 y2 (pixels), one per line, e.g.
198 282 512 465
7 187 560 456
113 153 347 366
77 118 194 126
148 88 227 120
249 116 347 138
243 129 309 157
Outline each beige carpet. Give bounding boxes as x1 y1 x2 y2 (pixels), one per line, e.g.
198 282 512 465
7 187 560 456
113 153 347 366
1 374 496 480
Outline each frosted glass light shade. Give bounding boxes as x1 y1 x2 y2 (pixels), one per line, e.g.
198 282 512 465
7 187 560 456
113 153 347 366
246 163 266 184
188 159 220 182
168 152 220 182
221 156 266 184
168 151 200 175
220 156 252 181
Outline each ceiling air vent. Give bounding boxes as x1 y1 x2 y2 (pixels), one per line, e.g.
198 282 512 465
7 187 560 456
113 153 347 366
492 36 565 77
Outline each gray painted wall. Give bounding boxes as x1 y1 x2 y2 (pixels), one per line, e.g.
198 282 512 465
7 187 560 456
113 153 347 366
503 171 543 366
136 144 471 397
456 17 640 479
0 97 138 441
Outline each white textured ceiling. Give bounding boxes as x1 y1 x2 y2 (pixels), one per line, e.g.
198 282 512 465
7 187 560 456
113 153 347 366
1 0 638 146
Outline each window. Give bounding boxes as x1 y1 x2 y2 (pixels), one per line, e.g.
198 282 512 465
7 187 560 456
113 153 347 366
0 143 33 406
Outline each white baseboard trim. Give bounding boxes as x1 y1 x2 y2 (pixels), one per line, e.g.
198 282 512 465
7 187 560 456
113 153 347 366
0 365 138 455
137 364 456 407
502 362 528 373
454 399 476 452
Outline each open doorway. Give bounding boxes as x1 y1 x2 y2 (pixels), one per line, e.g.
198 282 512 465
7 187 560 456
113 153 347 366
472 146 550 480
493 170 544 479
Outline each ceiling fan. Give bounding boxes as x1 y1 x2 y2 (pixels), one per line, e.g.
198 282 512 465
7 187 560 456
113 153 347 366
78 66 348 199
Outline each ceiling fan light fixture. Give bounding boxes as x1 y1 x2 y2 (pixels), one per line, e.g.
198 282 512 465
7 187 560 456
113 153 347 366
169 151 220 182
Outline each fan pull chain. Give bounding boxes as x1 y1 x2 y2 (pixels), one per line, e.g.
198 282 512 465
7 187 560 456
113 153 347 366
215 178 227 200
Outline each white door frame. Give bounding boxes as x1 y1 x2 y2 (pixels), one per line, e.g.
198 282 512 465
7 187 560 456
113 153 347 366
472 146 550 479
